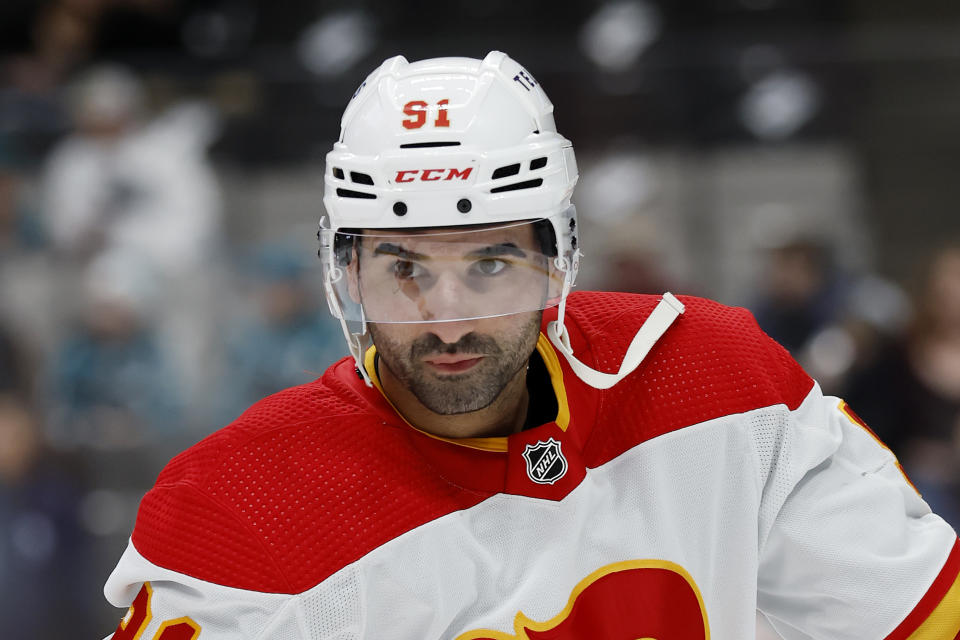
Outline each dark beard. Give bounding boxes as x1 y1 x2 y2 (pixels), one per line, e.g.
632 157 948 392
370 314 541 415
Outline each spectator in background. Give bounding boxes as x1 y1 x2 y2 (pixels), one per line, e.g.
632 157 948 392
218 244 345 423
845 243 960 528
752 235 845 356
0 1 95 147
46 249 183 449
0 395 98 640
0 137 45 255
750 228 912 395
41 63 222 271
0 136 63 393
40 63 225 414
40 63 143 261
0 316 97 640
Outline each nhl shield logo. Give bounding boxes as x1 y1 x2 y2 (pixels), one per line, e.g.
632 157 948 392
522 438 568 485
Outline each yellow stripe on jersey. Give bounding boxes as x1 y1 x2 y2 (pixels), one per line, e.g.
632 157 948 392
906 571 960 640
534 332 571 431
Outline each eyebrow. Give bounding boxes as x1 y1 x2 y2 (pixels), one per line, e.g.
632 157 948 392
465 243 527 259
373 242 428 261
372 241 527 261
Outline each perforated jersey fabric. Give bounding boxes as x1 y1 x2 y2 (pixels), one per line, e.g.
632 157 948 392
103 291 960 640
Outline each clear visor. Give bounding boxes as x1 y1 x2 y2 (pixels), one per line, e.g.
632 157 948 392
322 219 566 323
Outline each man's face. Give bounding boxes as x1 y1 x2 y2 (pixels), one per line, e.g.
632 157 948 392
354 222 551 415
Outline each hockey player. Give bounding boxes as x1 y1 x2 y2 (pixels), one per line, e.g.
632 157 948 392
104 52 960 640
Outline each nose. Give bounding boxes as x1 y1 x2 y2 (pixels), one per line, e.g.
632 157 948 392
429 318 477 345
419 269 474 321
418 270 479 342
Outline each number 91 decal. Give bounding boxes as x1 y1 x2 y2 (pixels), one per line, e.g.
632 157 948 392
111 583 201 640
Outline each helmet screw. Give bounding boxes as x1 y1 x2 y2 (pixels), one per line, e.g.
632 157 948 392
393 201 407 216
457 198 472 213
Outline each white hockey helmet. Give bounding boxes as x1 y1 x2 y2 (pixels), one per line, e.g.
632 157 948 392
319 51 581 383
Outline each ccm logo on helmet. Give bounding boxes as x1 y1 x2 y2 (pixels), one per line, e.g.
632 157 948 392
395 168 473 183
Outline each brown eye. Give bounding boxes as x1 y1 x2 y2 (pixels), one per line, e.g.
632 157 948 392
393 260 424 280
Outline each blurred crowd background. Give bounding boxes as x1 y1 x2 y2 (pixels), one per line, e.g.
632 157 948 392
1 0 959 637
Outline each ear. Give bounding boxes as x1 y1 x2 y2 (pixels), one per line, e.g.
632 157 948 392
544 258 564 305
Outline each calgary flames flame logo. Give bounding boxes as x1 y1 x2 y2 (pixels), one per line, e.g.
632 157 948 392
457 560 710 640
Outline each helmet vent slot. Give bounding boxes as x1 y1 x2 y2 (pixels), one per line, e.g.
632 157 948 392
491 163 521 180
337 188 377 200
350 171 374 185
332 167 345 179
530 157 547 170
400 141 461 149
490 178 543 194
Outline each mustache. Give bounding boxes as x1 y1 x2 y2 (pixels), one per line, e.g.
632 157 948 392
410 332 501 359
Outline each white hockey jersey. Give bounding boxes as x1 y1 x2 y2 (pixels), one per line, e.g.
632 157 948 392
104 292 960 640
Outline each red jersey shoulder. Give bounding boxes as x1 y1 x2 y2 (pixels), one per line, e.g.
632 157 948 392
131 359 489 594
154 359 367 487
560 292 814 465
